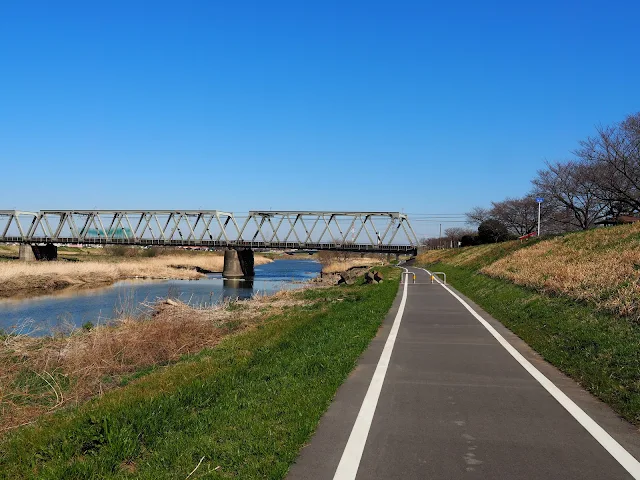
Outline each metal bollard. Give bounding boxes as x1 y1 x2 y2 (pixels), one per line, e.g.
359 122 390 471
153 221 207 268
430 272 447 284
401 271 416 284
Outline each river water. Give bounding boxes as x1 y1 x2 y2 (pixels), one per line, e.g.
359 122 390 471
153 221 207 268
0 259 321 336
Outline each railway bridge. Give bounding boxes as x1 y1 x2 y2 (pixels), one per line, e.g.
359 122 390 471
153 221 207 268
0 210 419 277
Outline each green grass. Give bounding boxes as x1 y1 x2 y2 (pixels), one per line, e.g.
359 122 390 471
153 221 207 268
0 268 400 479
416 262 640 425
8 370 70 408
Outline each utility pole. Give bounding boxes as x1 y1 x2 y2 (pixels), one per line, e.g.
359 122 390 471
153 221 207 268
536 197 544 236
439 223 442 249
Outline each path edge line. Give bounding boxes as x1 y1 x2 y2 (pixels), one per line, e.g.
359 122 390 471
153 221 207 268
418 266 640 479
332 268 409 480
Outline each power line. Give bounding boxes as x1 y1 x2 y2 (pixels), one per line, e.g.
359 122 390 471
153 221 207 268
410 220 468 223
405 213 466 216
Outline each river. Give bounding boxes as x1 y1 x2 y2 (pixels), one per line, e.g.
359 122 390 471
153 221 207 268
0 259 321 336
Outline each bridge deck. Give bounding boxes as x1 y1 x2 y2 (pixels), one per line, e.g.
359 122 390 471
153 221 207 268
0 237 416 253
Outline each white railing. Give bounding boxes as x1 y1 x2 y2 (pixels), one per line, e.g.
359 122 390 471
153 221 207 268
430 272 447 284
401 271 416 284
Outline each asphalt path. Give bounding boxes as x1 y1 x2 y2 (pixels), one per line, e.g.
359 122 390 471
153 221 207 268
287 266 640 480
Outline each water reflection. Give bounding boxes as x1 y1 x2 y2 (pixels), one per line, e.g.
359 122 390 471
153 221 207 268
223 278 254 289
0 259 320 335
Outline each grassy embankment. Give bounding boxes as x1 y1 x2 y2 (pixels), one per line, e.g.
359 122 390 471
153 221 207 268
0 248 272 299
0 267 400 479
415 223 640 425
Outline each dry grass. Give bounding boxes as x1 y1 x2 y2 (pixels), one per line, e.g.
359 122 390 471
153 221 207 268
0 288 308 433
415 249 459 265
316 251 386 274
0 254 272 298
321 257 385 274
416 241 533 270
481 223 640 318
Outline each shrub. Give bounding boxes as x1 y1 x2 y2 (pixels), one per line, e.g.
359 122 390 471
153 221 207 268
460 235 478 247
478 220 510 244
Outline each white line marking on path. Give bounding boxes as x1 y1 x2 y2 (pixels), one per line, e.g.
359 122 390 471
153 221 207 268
332 269 409 480
417 267 640 479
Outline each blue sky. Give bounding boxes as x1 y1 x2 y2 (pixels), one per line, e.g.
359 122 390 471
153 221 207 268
0 1 638 237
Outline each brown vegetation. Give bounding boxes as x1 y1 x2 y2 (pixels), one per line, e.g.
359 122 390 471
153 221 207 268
418 223 640 319
0 253 272 298
316 251 386 274
416 240 529 270
0 289 308 433
482 223 640 319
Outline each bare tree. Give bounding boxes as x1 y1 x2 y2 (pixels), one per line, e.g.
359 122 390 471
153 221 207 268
532 160 606 230
465 206 491 226
490 197 539 236
464 113 640 236
575 112 640 213
419 237 441 249
444 227 476 247
466 198 550 236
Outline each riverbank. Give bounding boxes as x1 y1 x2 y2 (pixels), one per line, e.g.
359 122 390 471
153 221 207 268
261 251 387 274
0 288 303 433
0 267 399 479
0 253 272 299
314 250 387 274
320 256 385 273
414 224 640 426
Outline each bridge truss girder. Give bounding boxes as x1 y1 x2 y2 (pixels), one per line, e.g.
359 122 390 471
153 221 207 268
241 211 418 249
0 210 419 252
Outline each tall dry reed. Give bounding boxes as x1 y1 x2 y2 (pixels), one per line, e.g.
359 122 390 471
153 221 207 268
0 254 272 298
0 288 307 433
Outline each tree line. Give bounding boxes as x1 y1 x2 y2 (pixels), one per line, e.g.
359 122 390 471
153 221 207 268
420 112 640 248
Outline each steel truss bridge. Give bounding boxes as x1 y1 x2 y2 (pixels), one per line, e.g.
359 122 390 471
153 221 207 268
0 210 419 254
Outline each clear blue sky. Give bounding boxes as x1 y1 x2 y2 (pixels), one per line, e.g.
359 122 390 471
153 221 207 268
1 0 638 237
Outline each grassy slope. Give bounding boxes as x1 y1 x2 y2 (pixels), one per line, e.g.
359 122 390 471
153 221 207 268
415 237 640 426
0 268 400 479
482 222 640 319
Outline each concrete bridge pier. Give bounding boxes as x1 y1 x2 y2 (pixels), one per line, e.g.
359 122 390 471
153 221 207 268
19 244 36 261
19 243 58 261
222 248 255 278
386 253 401 263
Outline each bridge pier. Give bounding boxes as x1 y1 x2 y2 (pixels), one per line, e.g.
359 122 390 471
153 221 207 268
19 244 36 262
36 243 58 261
19 243 57 262
222 248 255 278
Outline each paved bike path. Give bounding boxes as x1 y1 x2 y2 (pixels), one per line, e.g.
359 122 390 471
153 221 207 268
287 266 640 479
